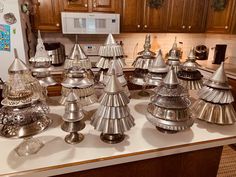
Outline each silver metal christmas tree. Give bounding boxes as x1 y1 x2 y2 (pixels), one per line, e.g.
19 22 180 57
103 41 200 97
64 35 94 80
146 49 169 86
166 37 181 72
60 66 97 106
130 34 156 96
177 48 203 90
0 56 51 156
30 31 56 92
91 70 135 144
191 62 236 125
146 66 194 133
103 56 130 97
61 90 85 144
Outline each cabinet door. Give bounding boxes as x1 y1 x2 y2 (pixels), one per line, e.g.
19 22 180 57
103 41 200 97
206 0 235 33
121 0 143 32
143 0 168 32
166 0 188 32
92 0 118 12
62 0 89 11
32 0 61 31
186 0 209 33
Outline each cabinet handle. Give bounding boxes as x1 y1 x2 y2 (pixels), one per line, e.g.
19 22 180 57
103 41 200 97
144 25 147 28
137 25 141 28
56 23 60 27
93 3 97 8
188 26 192 29
84 3 88 7
93 0 97 8
182 25 186 29
225 26 228 29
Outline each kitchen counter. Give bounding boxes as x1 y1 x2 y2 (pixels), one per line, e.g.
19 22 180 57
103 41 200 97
1 92 236 177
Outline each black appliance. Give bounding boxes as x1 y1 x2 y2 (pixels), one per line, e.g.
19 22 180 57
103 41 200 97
194 45 209 60
212 44 227 64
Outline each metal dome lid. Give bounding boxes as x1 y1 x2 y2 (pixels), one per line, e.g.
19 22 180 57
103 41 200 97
148 49 169 73
205 62 230 90
181 48 200 71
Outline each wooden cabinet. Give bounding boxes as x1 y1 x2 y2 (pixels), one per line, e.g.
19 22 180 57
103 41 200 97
62 0 118 12
166 0 208 33
62 0 89 12
121 0 168 32
206 0 236 33
31 0 62 32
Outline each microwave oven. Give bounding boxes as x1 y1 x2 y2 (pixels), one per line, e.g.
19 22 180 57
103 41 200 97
61 12 120 34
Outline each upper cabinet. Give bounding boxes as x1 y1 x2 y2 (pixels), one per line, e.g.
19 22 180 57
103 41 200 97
31 0 62 32
206 0 236 33
62 0 119 13
166 0 208 33
121 0 168 32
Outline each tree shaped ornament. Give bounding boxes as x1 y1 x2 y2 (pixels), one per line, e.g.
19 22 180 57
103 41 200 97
91 70 135 144
61 90 85 144
191 62 236 125
167 37 181 72
146 66 194 133
130 34 156 96
177 48 203 90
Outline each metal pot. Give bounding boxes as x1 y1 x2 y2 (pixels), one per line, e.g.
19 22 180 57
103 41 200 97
44 42 65 66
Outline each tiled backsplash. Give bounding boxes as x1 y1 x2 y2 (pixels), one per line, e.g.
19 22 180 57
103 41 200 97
42 33 236 64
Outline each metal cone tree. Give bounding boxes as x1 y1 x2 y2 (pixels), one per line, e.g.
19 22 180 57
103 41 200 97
61 90 85 144
146 66 194 133
177 48 203 90
91 70 135 144
191 62 236 124
167 37 181 72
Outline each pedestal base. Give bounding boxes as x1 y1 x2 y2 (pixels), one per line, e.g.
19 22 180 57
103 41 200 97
65 132 84 145
156 127 178 134
100 133 125 144
15 137 44 157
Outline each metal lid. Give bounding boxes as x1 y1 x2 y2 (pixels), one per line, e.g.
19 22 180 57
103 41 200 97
106 56 124 76
69 43 87 60
148 49 169 73
104 69 123 93
181 48 200 71
163 66 179 87
168 37 180 61
205 62 230 89
8 49 28 73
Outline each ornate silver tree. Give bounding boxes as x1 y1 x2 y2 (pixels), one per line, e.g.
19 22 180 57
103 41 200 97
64 36 94 80
191 62 236 124
91 70 135 144
130 34 156 96
146 49 169 86
61 90 85 144
30 30 56 95
0 55 51 156
60 66 97 106
146 66 194 133
177 48 203 90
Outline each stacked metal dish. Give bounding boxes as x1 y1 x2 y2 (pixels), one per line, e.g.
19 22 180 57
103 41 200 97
60 66 97 106
0 55 51 156
91 70 135 144
64 37 93 79
146 49 169 86
103 56 130 97
96 33 125 69
61 91 85 144
30 31 56 89
191 62 236 125
177 48 203 90
146 66 194 133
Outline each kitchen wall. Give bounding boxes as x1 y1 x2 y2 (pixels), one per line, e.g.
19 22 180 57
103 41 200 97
42 32 236 65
